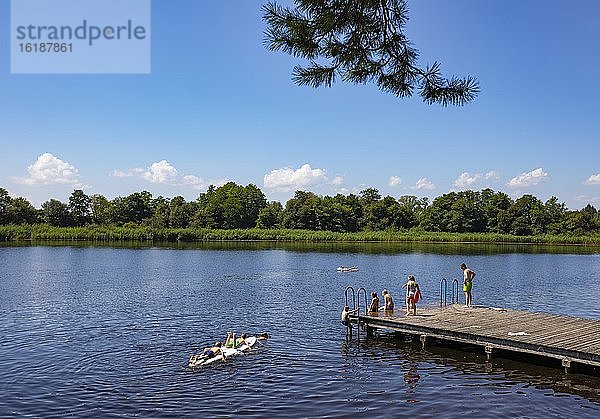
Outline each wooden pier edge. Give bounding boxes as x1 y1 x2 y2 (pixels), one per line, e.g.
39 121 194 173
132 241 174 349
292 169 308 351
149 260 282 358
348 305 600 372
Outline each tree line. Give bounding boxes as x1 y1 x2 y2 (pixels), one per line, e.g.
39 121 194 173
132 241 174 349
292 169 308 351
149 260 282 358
1 184 599 236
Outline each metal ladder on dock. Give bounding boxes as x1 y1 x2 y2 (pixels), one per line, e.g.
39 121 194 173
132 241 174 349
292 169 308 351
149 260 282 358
439 278 460 307
344 286 368 339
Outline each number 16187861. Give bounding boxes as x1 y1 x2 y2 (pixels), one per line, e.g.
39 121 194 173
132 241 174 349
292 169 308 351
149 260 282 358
18 43 73 53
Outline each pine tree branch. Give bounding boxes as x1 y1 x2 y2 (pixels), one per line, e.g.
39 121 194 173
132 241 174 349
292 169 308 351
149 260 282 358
262 0 479 106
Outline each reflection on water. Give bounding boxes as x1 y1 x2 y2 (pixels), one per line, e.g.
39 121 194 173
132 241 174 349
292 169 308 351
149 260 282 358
342 336 600 414
3 239 600 255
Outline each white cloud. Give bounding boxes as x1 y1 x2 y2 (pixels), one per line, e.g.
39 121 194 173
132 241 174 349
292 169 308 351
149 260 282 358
453 170 500 189
453 172 481 189
111 169 133 178
485 171 500 180
140 160 178 184
507 168 548 188
388 176 402 187
182 175 229 190
182 174 206 188
330 176 344 186
112 160 225 191
584 174 600 185
263 163 326 191
13 153 80 185
412 177 435 190
112 161 179 184
576 195 600 204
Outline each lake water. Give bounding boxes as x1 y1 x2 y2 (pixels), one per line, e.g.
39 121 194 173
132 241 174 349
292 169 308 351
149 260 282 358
1 242 600 417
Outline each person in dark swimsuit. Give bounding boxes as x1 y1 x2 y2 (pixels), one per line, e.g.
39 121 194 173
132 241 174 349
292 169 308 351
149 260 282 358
202 341 222 358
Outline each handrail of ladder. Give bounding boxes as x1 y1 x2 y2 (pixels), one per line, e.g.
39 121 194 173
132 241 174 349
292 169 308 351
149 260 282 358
451 279 460 304
357 287 368 339
357 287 368 316
439 278 448 307
344 286 356 312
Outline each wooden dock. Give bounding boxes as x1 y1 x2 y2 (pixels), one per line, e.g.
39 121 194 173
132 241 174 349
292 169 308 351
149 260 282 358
349 305 600 373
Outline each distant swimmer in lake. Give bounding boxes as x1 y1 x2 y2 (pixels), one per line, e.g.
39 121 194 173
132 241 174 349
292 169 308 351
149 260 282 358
402 275 422 316
460 263 476 307
382 289 394 311
369 291 380 313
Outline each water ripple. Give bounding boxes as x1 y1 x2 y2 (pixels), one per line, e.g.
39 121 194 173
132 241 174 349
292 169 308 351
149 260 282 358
1 246 599 417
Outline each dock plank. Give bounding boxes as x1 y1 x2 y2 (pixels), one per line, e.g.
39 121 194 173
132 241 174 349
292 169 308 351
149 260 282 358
542 325 600 349
351 304 600 368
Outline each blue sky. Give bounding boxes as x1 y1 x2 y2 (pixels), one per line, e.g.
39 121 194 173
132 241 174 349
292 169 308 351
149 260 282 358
1 0 599 209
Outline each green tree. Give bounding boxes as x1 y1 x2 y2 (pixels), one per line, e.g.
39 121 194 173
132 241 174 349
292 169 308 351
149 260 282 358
397 195 428 229
362 196 399 230
110 191 153 225
7 197 39 224
191 186 217 228
90 194 112 225
358 188 383 230
192 183 266 229
282 190 321 230
263 0 479 105
257 201 284 229
419 192 457 232
146 196 170 228
331 194 360 232
359 188 381 205
0 188 12 225
480 189 512 233
68 189 91 226
317 195 357 232
544 197 567 234
340 193 362 231
168 196 198 228
168 196 188 228
240 184 268 228
42 199 71 227
561 211 595 235
507 195 544 236
448 191 486 233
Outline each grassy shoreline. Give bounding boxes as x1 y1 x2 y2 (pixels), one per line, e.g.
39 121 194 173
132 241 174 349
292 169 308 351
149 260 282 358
1 225 600 246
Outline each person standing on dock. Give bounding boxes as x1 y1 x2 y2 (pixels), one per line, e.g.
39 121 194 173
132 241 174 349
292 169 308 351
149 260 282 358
402 275 422 316
460 263 476 307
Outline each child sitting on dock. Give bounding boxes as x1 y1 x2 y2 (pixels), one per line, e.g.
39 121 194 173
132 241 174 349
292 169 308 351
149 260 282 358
382 289 394 311
402 275 422 316
368 292 380 313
